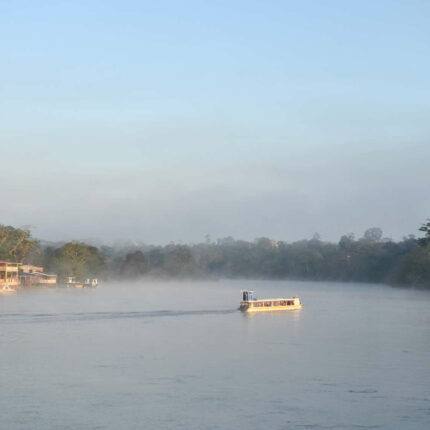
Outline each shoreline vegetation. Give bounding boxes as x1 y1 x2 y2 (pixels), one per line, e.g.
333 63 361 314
1 222 430 289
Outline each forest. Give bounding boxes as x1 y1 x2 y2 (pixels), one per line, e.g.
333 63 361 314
1 221 429 288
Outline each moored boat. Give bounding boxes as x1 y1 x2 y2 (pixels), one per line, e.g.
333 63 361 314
239 290 303 312
64 277 99 288
0 285 17 295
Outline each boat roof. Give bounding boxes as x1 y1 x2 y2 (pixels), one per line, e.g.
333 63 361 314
245 297 298 301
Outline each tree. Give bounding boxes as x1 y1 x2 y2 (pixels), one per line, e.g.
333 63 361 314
0 225 39 261
120 251 148 278
48 242 105 280
396 246 430 287
418 219 430 246
362 227 383 242
164 245 194 276
339 233 355 251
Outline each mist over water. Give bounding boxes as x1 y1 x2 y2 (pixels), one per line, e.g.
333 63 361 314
1 280 429 430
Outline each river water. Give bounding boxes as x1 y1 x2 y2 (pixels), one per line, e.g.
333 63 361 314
1 280 429 430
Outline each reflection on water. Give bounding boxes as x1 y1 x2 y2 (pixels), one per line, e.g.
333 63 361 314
1 280 429 430
241 307 303 319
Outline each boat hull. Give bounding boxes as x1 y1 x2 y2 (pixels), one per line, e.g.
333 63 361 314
0 287 17 295
242 304 303 312
239 295 303 312
243 305 303 312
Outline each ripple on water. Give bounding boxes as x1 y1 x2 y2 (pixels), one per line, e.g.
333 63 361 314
348 389 379 394
297 425 382 429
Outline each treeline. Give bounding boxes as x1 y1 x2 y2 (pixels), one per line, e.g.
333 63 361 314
1 222 430 288
0 226 105 280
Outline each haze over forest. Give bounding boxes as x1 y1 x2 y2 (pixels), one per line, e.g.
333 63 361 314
1 1 429 245
1 221 430 288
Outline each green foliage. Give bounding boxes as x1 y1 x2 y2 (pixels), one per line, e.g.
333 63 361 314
395 246 430 287
104 220 430 288
2 219 430 288
418 219 430 246
362 227 383 242
0 224 39 262
120 251 148 278
47 242 105 280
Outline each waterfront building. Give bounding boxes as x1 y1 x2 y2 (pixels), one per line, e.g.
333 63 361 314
20 264 44 274
20 265 57 286
0 261 21 287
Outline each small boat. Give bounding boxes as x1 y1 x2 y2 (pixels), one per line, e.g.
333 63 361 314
239 290 303 312
0 285 17 295
64 277 99 288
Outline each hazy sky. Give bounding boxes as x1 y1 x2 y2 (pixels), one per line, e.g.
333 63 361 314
1 0 429 244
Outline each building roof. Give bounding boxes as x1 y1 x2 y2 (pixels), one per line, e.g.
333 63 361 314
21 271 56 276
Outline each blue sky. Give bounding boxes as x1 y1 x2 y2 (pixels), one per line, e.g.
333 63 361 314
1 1 429 243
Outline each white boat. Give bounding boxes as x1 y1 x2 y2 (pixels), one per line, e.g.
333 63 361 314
64 277 99 288
0 285 17 295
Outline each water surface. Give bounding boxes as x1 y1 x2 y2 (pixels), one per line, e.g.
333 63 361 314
1 280 429 430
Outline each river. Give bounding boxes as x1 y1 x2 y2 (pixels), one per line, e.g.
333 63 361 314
1 280 429 429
